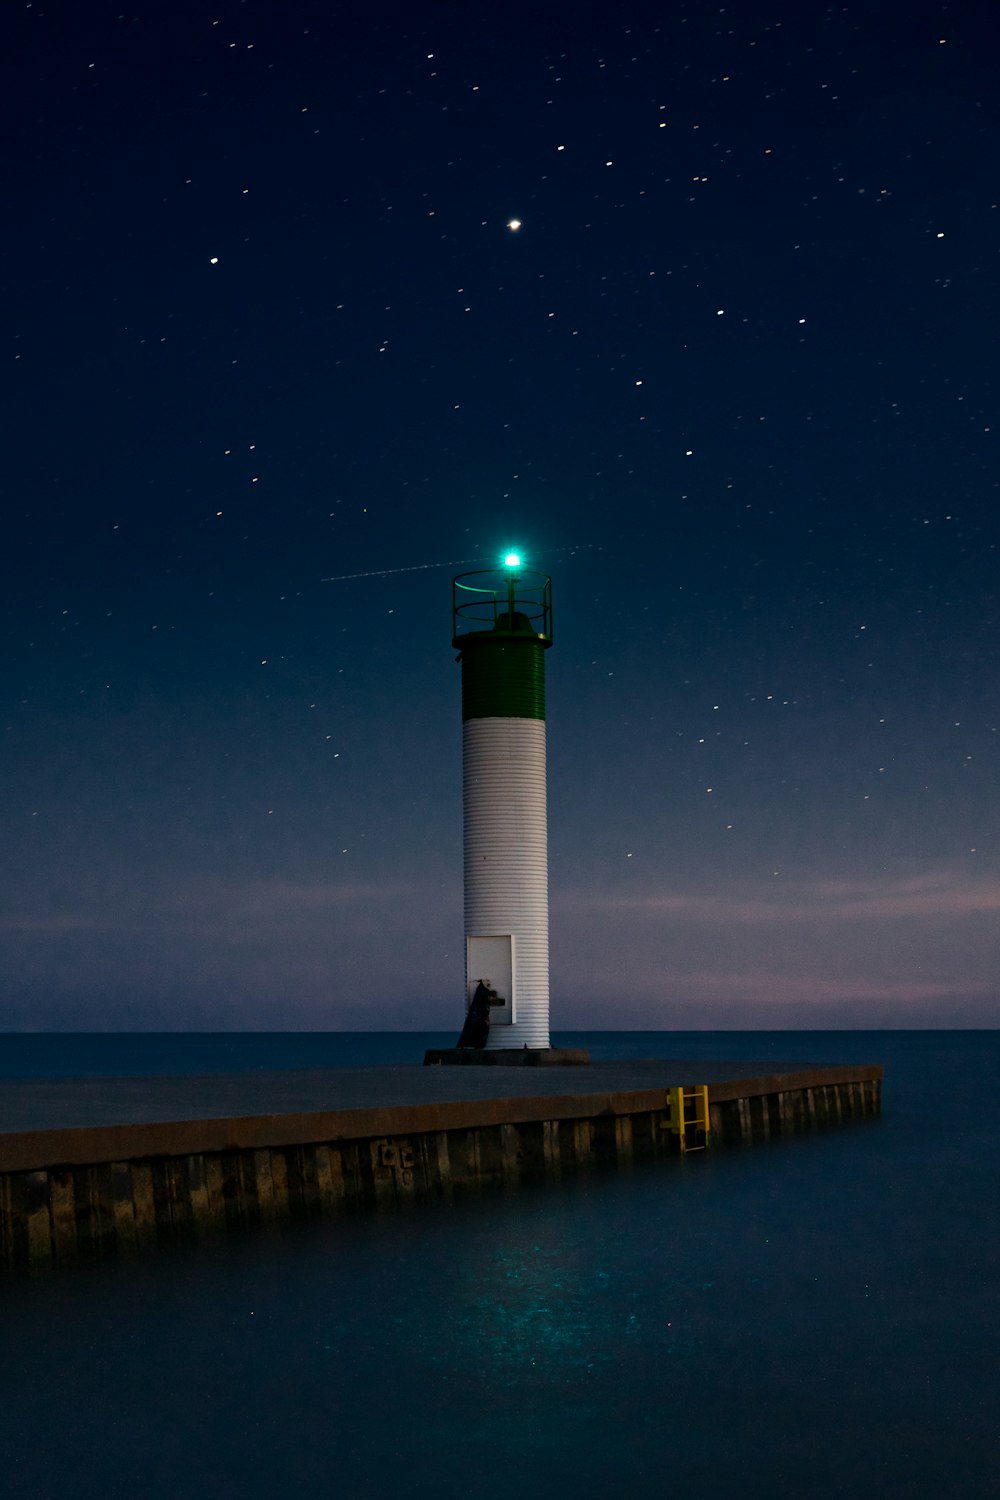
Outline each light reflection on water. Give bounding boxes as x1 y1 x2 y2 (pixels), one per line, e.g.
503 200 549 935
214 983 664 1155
1 1032 997 1500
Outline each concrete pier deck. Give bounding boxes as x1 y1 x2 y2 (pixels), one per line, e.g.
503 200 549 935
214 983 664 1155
0 1058 883 1272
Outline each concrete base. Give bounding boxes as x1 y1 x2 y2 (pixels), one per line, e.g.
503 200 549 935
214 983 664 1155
423 1047 590 1066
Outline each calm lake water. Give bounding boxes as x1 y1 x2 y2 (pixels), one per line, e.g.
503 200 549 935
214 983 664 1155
1 1031 997 1499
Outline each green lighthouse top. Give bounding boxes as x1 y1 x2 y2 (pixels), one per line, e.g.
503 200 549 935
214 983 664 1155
453 560 552 720
452 561 552 650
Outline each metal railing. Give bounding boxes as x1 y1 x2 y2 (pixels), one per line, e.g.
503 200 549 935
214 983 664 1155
452 568 552 640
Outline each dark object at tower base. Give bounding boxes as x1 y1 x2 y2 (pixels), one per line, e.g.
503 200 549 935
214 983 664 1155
455 980 494 1049
423 1047 591 1066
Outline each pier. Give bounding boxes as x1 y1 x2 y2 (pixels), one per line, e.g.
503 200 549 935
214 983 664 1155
0 1057 881 1273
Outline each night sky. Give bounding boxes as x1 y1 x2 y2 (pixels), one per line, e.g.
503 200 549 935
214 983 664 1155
5 0 998 1031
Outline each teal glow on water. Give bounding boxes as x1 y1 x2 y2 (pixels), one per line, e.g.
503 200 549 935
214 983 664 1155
1 1032 997 1499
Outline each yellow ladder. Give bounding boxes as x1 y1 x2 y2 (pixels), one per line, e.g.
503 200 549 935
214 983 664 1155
666 1085 710 1152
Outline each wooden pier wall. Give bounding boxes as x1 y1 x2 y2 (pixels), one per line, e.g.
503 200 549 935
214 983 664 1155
0 1072 881 1274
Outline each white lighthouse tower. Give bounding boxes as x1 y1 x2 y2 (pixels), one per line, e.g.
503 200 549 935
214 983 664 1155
423 555 587 1066
453 556 552 1048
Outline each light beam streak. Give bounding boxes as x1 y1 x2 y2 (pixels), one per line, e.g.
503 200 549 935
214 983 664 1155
320 545 594 584
321 558 481 582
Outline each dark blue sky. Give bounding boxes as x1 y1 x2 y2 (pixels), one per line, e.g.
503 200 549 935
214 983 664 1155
4 0 998 1029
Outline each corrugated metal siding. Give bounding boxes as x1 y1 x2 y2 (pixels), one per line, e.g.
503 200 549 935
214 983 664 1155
463 718 550 1049
460 637 546 720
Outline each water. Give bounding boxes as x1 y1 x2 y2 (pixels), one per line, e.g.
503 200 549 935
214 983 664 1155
1 1031 997 1499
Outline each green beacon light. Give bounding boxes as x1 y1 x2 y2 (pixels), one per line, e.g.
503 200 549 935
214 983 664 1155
503 552 521 568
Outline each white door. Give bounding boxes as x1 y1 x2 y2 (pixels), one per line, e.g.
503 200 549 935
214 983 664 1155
466 935 514 1024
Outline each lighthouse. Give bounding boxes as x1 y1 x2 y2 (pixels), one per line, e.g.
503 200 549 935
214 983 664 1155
452 555 553 1049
